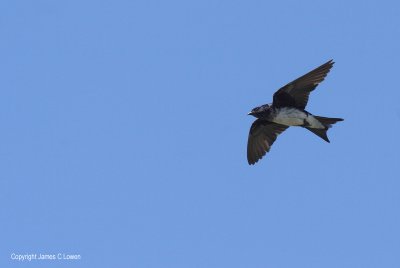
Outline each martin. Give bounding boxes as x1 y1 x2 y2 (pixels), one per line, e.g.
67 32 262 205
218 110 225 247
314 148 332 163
247 60 343 165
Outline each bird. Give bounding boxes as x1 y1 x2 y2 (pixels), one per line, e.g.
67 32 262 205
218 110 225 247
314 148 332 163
247 59 343 165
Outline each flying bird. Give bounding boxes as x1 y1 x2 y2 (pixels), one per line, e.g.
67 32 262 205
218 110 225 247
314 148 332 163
247 60 343 165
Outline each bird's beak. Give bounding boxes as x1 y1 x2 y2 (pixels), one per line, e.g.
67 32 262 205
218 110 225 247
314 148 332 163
247 111 253 115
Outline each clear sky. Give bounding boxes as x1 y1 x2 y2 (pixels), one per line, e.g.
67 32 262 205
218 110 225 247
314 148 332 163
1 0 400 267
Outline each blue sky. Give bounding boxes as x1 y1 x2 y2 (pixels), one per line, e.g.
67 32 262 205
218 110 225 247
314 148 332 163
1 0 400 267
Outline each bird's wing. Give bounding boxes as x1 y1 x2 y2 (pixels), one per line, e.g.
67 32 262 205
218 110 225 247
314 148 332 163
247 119 288 165
272 60 334 109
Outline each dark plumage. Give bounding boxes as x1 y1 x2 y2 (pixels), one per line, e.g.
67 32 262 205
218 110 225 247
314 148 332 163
247 60 343 165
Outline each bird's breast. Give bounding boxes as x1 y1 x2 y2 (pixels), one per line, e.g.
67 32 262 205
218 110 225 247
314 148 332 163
271 107 308 126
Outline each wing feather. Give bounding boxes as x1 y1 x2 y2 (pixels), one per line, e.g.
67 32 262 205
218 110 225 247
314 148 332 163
273 60 334 109
247 120 288 165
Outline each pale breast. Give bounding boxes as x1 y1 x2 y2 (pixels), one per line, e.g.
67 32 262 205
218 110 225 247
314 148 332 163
272 107 307 126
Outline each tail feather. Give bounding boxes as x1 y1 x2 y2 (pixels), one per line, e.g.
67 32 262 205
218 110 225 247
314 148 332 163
306 116 343 143
306 128 330 142
314 116 344 128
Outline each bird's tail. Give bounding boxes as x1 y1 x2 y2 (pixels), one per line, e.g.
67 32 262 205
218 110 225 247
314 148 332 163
305 116 344 143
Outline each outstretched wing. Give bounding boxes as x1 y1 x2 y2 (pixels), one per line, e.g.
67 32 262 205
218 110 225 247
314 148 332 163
273 60 334 109
247 119 288 165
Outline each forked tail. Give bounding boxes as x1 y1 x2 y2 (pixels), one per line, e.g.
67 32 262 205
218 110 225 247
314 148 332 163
305 116 344 143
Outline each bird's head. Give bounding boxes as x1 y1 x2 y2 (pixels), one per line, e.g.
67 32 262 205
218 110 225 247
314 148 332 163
248 104 270 118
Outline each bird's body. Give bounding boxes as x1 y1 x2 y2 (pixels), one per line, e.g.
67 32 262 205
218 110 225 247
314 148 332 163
256 105 325 129
247 60 343 165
